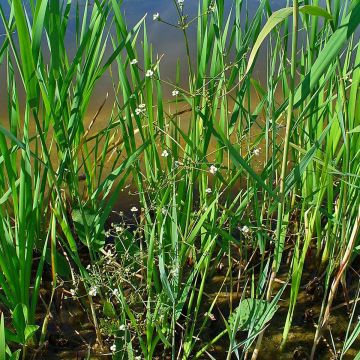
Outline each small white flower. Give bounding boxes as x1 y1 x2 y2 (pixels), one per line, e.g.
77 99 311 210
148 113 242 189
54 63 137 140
112 288 119 297
205 312 216 320
174 160 181 168
130 58 138 65
146 69 154 77
241 225 250 234
86 264 91 270
115 226 123 233
89 286 97 297
110 343 117 352
119 324 126 331
131 206 138 212
153 12 160 21
178 0 184 4
135 356 141 360
209 4 216 12
139 103 146 109
161 150 169 157
205 188 212 194
209 165 218 174
161 207 167 215
172 89 179 97
135 108 142 115
253 148 260 156
70 289 76 296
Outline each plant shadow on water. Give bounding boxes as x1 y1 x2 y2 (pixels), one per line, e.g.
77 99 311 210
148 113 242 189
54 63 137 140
0 0 360 359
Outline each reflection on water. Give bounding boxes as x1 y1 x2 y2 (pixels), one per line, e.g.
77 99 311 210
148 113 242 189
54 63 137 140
0 0 290 119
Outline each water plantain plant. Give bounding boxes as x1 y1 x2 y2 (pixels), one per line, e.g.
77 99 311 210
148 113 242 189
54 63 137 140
0 0 359 359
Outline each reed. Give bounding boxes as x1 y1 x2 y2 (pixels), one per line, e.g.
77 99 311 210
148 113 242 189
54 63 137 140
0 0 359 359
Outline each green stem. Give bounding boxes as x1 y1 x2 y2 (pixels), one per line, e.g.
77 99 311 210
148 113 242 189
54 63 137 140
251 1 299 358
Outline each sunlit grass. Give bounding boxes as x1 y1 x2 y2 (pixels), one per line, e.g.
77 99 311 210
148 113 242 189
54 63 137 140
0 0 359 359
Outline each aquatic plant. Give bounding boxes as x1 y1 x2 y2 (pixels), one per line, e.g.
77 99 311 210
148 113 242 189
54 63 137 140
0 0 359 359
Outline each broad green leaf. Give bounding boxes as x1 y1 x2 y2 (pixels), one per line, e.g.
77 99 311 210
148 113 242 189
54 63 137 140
228 298 279 332
246 8 293 74
246 4 341 75
349 125 360 134
103 301 117 319
71 208 105 251
299 5 332 20
24 325 39 342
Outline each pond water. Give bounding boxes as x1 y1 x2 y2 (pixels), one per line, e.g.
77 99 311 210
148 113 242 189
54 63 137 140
0 0 290 118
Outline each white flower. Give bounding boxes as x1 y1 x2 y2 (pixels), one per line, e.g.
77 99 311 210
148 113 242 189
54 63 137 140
161 208 167 215
178 0 184 4
115 226 123 233
172 89 179 97
209 165 218 174
131 206 138 212
110 343 117 352
161 150 169 157
205 188 212 194
241 225 250 234
70 289 76 296
139 103 146 109
153 12 160 21
135 108 142 115
119 324 126 331
130 58 138 65
146 69 154 77
174 160 181 168
89 286 97 297
112 288 119 297
135 356 141 360
253 148 260 156
205 312 216 321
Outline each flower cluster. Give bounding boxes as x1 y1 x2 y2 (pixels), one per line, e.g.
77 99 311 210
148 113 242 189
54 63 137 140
209 165 218 174
135 103 146 116
161 149 169 157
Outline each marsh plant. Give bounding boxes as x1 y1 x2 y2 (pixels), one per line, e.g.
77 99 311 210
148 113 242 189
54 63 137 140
0 0 359 359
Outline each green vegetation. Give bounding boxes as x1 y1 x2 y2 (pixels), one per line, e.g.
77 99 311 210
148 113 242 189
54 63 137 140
0 0 359 358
